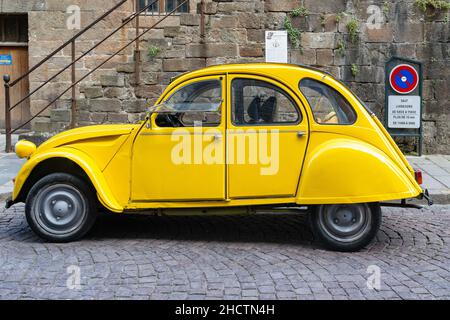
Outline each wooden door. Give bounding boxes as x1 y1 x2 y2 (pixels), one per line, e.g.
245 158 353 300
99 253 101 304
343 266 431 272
0 46 30 129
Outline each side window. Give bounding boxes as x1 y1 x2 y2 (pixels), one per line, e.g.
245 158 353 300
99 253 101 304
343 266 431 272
232 79 301 125
155 80 222 127
299 78 357 125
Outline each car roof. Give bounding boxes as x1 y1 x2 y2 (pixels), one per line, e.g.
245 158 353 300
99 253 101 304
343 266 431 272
171 63 332 83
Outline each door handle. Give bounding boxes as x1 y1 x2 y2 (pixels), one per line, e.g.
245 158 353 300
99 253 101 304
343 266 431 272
207 134 221 142
297 131 307 137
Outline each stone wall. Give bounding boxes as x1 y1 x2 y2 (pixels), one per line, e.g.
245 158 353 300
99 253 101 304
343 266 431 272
1 0 449 154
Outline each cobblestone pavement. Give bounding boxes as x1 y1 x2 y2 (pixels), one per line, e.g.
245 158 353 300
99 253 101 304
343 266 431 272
0 203 449 300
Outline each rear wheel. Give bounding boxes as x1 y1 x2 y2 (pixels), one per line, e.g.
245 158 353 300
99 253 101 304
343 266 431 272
310 203 381 252
25 173 97 242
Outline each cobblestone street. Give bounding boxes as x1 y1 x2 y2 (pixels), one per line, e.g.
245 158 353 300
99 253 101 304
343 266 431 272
0 203 448 300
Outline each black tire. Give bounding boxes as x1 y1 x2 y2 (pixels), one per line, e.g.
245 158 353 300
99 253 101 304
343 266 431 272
25 173 98 242
309 203 381 252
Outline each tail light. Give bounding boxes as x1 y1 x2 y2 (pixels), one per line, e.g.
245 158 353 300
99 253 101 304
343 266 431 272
414 170 423 185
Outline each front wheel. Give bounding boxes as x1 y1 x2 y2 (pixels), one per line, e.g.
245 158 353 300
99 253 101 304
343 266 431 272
310 203 381 252
25 173 98 242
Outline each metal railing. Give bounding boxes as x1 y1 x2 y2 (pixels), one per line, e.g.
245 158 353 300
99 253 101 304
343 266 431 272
3 0 192 152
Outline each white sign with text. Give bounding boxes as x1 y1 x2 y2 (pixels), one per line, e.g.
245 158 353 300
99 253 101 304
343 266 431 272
388 95 421 129
265 31 288 63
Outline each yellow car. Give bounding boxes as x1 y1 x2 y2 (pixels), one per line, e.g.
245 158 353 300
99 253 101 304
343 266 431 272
6 63 430 251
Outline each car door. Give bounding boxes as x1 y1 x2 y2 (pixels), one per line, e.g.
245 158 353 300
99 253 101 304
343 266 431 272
227 75 309 199
131 75 226 202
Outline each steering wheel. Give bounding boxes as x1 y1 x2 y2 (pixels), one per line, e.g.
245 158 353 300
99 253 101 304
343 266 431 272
166 113 185 127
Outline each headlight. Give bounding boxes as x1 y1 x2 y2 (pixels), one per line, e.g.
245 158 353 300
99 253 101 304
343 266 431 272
15 140 36 159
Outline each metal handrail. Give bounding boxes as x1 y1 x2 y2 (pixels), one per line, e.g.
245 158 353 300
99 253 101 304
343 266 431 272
9 0 127 88
3 0 190 152
10 0 187 133
9 0 159 113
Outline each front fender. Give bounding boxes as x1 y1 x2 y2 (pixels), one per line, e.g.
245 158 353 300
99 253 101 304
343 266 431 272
13 147 123 213
297 138 422 204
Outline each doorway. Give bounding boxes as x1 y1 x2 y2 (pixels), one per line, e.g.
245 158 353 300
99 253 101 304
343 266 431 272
0 14 30 130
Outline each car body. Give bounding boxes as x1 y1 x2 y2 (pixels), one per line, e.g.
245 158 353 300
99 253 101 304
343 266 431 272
7 63 428 251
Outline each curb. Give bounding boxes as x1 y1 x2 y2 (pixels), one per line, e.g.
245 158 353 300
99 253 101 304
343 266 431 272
0 192 11 203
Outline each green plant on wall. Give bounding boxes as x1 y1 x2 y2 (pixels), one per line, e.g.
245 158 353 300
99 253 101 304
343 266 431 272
148 45 161 59
383 1 390 16
320 13 327 27
284 17 302 51
336 40 346 56
346 18 359 44
335 12 344 23
351 64 359 77
290 6 309 18
414 0 450 13
284 6 309 52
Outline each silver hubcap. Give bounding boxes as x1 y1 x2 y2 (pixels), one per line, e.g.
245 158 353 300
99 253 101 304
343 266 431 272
33 184 86 235
318 204 371 243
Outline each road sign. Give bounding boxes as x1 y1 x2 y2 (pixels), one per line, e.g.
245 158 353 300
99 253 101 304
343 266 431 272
384 57 423 155
389 64 419 94
265 31 288 63
0 54 12 65
388 96 421 129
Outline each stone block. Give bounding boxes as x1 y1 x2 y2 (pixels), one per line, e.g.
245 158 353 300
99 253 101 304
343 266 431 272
239 45 264 58
84 87 103 99
237 13 263 29
394 23 424 43
32 118 52 132
104 87 129 99
316 49 334 66
210 15 239 29
265 0 302 12
100 75 125 87
135 85 164 99
247 29 265 42
163 58 205 72
164 26 181 38
123 100 148 113
89 99 121 113
90 112 107 123
186 43 238 58
362 24 394 43
107 113 129 123
291 49 316 66
301 33 335 49
180 14 200 26
304 0 346 13
203 2 218 14
2 0 45 12
50 109 71 123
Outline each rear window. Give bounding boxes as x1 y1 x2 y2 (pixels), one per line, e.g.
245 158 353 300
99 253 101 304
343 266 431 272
299 78 357 125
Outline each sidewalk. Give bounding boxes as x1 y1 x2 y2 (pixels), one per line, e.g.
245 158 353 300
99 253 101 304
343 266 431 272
0 136 449 204
407 155 450 204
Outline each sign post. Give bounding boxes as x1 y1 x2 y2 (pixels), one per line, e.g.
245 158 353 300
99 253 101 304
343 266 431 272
385 57 423 155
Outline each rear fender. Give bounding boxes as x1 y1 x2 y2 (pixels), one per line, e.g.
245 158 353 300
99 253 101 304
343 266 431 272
297 138 422 204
